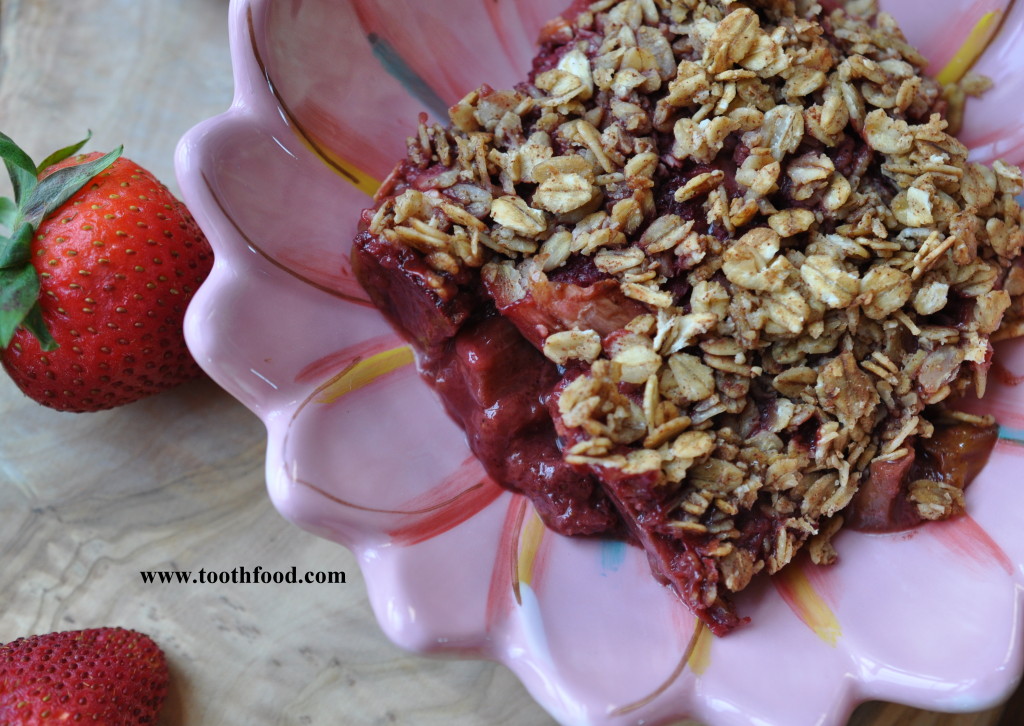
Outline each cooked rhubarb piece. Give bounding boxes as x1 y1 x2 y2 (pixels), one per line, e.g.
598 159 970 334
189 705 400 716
428 314 621 536
482 257 647 349
844 447 919 533
353 0 1024 633
352 228 474 356
847 417 1001 532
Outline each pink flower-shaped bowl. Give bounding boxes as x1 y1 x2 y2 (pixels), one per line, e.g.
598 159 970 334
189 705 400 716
175 1 1024 724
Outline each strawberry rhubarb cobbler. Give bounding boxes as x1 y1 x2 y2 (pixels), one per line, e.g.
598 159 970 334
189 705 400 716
352 0 1024 634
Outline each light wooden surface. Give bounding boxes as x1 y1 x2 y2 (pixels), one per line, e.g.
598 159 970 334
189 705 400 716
0 2 1018 725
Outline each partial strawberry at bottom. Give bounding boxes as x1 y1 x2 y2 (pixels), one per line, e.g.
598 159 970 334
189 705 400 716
0 134 213 412
0 627 168 725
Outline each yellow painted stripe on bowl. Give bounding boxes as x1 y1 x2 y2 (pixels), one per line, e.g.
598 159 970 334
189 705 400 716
778 565 842 646
517 510 547 588
244 6 383 198
686 623 714 675
315 346 414 404
308 141 382 197
937 11 1003 86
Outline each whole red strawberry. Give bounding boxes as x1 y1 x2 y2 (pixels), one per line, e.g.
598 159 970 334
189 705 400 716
0 132 213 412
0 627 169 725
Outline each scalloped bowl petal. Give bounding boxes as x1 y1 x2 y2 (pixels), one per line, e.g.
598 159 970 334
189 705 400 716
175 1 1024 724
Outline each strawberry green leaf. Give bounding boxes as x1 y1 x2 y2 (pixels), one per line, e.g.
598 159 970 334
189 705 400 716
0 265 40 348
0 223 32 268
18 302 56 351
0 197 16 231
0 132 39 206
34 131 93 174
20 146 122 227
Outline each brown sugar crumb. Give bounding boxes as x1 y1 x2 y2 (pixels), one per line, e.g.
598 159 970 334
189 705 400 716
354 0 1024 634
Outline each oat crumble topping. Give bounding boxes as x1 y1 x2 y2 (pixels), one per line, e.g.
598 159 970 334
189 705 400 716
355 0 1024 633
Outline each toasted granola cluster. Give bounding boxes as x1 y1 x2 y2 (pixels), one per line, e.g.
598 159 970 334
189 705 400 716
358 0 1024 631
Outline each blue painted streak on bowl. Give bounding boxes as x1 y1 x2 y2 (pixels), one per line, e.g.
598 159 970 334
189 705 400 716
999 425 1024 443
367 33 449 119
600 540 628 575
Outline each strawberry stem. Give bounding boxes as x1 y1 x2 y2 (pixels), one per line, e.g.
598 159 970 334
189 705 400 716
0 132 122 351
